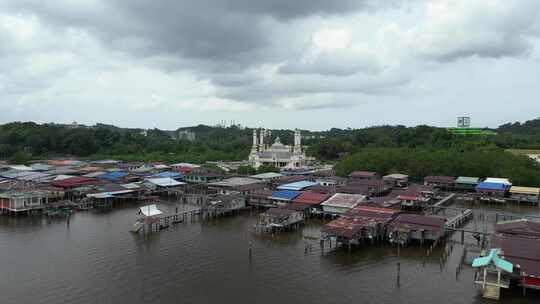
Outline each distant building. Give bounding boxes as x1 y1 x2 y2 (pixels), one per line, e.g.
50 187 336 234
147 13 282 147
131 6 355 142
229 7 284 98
140 130 148 137
177 130 196 141
68 121 79 129
527 154 540 164
248 129 314 170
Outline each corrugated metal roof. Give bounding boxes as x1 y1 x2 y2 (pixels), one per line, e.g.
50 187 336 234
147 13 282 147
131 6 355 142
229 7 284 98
145 178 185 187
321 193 366 208
510 186 540 195
140 204 162 217
277 181 318 191
349 171 378 178
209 177 260 187
476 182 508 191
97 171 128 179
269 190 301 201
292 191 329 205
472 248 513 273
250 172 283 179
455 176 480 184
485 177 512 185
383 173 409 179
152 171 184 179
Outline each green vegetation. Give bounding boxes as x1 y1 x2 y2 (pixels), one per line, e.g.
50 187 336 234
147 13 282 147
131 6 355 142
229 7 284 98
237 165 257 175
335 147 540 186
256 165 280 174
0 122 253 163
2 118 540 186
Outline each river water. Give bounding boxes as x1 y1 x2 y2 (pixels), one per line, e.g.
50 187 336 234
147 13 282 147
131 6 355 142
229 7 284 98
0 202 539 304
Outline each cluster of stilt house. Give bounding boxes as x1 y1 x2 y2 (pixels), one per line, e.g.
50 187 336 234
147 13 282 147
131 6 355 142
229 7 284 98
2 159 539 298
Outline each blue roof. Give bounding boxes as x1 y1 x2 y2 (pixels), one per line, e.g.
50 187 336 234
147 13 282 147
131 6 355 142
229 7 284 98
152 171 184 179
270 190 301 201
476 182 508 191
97 171 128 181
277 181 318 191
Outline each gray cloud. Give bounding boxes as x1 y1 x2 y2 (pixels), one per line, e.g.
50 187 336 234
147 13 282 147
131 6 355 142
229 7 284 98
1 0 540 129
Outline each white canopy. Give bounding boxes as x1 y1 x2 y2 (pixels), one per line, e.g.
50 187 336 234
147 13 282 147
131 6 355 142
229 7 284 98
139 204 162 217
145 177 185 187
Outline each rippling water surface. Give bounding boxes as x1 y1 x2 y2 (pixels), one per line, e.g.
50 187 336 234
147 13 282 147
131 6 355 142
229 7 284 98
0 202 539 304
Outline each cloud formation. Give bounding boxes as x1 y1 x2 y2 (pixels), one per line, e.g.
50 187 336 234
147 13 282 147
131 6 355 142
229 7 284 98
1 0 540 129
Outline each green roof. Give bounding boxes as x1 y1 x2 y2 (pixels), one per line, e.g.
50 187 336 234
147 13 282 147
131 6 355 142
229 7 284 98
455 176 480 185
472 248 513 273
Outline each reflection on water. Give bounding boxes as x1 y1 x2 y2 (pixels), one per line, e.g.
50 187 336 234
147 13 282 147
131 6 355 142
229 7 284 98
0 202 538 304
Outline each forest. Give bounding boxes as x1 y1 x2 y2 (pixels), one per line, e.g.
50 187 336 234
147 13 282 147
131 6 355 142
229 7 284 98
2 118 540 184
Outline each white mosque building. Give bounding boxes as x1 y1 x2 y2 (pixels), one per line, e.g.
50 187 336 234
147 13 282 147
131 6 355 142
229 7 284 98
248 129 313 169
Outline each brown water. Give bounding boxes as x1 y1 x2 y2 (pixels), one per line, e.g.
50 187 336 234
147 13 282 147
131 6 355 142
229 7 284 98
0 202 539 304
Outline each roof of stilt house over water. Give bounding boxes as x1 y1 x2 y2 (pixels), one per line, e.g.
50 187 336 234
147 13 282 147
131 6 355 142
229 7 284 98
388 214 446 232
492 233 540 277
304 184 334 194
321 193 367 209
509 186 540 195
52 176 101 188
322 217 367 238
208 177 261 187
472 248 513 273
273 175 310 185
345 205 400 219
265 207 300 218
424 176 455 184
292 191 330 205
495 219 540 238
250 172 283 180
96 171 128 181
139 204 162 217
269 190 301 201
455 176 480 185
145 177 185 187
476 182 509 191
277 181 318 191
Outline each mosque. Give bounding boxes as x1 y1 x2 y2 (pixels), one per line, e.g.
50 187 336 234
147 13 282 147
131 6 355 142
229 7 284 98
248 129 313 169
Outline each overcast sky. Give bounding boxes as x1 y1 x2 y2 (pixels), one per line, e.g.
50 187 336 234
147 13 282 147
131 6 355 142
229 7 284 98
1 0 539 130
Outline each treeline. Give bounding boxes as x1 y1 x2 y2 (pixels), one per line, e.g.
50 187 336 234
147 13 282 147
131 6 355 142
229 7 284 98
335 147 540 187
308 118 540 160
2 118 540 166
0 122 252 163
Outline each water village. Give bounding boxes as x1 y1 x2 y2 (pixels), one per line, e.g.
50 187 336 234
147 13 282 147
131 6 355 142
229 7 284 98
1 130 539 301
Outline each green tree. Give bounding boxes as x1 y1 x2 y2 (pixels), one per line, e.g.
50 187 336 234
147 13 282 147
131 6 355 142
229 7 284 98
237 165 256 175
8 151 31 165
257 165 280 174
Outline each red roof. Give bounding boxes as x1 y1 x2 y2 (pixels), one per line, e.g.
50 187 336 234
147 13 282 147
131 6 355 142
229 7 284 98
348 205 399 216
52 177 100 188
292 191 330 205
389 214 446 231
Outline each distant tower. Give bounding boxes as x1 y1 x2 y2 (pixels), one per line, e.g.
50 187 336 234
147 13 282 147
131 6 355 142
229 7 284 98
457 117 471 128
293 129 302 154
259 128 265 150
252 129 258 151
